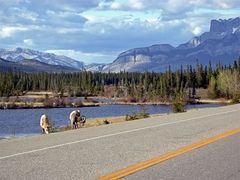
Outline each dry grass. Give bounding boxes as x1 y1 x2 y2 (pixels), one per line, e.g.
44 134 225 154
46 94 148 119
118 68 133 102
52 116 127 133
197 98 231 104
84 116 125 127
56 113 152 132
0 102 45 108
21 91 53 99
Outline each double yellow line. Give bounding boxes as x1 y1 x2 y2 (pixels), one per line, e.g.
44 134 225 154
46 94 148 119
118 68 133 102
99 128 240 180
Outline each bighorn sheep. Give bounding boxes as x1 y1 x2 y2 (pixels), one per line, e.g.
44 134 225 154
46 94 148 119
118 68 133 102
69 110 86 129
40 114 51 134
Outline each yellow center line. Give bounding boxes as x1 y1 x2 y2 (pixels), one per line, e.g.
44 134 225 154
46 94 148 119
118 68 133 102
98 127 240 180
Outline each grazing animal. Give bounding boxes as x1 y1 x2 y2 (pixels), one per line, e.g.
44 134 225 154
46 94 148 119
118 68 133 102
40 114 51 134
69 110 85 129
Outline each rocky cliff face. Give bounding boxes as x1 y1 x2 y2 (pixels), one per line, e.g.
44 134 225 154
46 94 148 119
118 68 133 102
210 17 240 33
102 17 240 72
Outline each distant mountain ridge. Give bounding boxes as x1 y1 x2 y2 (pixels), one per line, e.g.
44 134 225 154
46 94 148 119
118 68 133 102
0 58 79 73
0 48 84 70
102 17 240 72
85 63 106 72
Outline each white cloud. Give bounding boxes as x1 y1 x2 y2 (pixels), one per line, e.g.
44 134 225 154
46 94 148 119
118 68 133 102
192 27 202 35
31 0 103 12
98 0 240 21
17 8 38 22
110 2 122 9
129 0 144 10
23 39 34 46
56 28 81 34
0 26 29 38
99 0 144 10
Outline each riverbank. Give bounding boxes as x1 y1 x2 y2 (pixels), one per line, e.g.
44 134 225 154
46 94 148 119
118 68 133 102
0 89 232 110
96 98 230 106
0 97 229 110
0 102 99 109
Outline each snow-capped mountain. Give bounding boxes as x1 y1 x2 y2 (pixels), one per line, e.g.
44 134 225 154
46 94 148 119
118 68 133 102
85 63 106 72
0 58 79 73
0 48 84 70
102 17 240 72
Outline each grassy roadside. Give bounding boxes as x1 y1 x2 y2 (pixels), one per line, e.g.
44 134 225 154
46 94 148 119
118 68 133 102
55 102 232 133
54 116 128 133
54 110 150 133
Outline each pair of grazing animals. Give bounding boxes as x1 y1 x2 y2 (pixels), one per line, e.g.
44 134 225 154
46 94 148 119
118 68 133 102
40 110 86 134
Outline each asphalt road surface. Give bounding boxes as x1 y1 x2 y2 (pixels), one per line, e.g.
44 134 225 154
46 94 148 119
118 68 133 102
125 132 240 180
0 104 240 180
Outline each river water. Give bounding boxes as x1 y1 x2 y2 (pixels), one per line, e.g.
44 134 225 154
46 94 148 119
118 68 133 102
0 103 223 139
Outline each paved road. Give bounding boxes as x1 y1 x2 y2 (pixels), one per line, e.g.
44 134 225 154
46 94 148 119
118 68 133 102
0 104 240 180
125 132 240 180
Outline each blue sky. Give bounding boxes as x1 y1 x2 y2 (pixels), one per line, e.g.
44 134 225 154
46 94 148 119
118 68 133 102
0 0 239 64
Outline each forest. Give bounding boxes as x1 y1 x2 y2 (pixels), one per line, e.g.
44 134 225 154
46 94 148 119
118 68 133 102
0 60 240 104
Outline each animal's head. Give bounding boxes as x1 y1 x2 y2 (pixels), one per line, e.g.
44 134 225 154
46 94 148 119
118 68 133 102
76 116 81 121
44 126 50 134
76 110 81 117
80 116 86 124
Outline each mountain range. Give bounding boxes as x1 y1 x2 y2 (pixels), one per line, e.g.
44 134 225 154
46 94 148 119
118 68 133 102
101 17 240 72
0 17 239 73
0 48 84 70
0 58 79 73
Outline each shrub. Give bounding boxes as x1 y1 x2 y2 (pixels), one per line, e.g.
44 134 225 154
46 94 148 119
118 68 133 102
231 94 240 104
172 93 186 113
217 70 240 99
125 109 150 121
139 109 150 118
208 76 217 99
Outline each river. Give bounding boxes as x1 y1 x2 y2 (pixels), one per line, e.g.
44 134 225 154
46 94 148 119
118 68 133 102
0 103 223 139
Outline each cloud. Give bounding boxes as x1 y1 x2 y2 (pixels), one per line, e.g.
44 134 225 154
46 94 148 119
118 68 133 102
22 0 103 12
99 0 240 20
192 27 203 35
0 26 29 38
106 0 144 10
0 0 23 7
0 0 104 12
43 10 87 29
23 39 34 46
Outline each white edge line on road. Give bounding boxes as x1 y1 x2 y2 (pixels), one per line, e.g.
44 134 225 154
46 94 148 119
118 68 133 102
0 108 239 160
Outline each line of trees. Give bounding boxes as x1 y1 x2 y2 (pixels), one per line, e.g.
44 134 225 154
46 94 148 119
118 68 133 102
0 59 240 102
